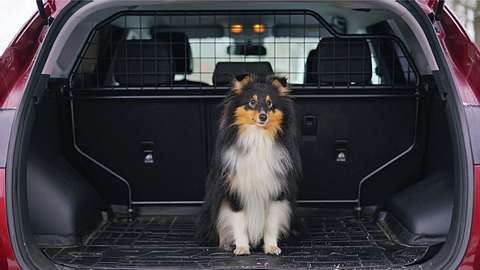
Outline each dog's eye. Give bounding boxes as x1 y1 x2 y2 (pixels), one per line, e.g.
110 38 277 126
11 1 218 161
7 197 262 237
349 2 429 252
266 100 273 108
248 99 256 108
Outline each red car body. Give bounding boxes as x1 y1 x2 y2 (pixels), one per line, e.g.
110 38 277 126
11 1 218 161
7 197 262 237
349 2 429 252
0 0 479 269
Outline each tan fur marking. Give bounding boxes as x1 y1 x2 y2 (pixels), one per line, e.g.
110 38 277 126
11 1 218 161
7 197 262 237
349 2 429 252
264 109 284 138
232 75 252 95
272 79 290 96
234 106 283 138
234 106 256 132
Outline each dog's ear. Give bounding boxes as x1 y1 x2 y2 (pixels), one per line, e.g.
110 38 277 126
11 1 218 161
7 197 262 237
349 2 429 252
232 73 253 95
271 76 290 96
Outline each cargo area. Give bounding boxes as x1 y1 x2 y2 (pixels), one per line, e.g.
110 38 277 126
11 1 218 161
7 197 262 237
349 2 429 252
42 210 430 269
20 4 457 270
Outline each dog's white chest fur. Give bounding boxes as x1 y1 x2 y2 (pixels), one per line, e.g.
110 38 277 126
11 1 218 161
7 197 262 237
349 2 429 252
222 125 292 245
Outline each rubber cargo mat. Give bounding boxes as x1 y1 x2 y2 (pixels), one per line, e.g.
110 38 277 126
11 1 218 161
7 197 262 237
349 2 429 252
43 212 428 269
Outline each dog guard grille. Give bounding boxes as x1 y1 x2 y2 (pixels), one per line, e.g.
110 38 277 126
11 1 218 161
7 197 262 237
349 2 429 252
43 210 428 269
71 10 419 90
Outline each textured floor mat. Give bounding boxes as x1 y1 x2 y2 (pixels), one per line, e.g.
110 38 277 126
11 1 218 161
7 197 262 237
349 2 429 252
43 213 428 269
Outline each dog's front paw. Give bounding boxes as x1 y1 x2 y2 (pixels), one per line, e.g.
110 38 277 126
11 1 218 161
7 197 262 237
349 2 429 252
233 245 251 256
264 244 282 255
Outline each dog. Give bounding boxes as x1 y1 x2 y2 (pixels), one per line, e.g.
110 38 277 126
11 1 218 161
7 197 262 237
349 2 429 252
197 74 301 256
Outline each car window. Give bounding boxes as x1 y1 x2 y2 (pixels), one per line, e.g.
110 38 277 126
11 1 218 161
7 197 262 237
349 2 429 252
71 11 418 89
0 0 37 55
186 36 319 85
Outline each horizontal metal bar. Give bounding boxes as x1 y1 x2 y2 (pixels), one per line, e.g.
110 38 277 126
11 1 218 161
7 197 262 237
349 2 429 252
70 95 417 100
130 200 358 205
132 201 203 205
297 200 358 204
71 86 420 91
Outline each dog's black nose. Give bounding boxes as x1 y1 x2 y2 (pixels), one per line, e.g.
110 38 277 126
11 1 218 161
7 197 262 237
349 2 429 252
259 113 268 122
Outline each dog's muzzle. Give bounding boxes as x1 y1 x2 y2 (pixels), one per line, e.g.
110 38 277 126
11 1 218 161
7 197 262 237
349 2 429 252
256 112 269 126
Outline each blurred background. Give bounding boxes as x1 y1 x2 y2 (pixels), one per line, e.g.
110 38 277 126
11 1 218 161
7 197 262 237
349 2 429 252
451 0 480 45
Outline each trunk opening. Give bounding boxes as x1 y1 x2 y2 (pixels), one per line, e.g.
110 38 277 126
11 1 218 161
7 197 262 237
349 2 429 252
12 4 464 270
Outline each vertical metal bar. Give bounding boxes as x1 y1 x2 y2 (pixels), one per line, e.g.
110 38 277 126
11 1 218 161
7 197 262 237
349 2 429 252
303 12 306 89
199 13 202 86
227 12 231 89
333 37 336 87
392 39 396 87
317 15 321 88
69 98 133 215
184 11 188 88
154 13 159 88
109 24 114 89
347 39 351 88
360 39 372 87
95 35 100 89
288 13 291 82
256 13 260 63
140 15 144 89
123 16 129 88
273 12 276 77
377 40 382 85
169 15 173 87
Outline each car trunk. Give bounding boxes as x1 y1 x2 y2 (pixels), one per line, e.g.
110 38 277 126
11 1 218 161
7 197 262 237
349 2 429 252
20 5 457 270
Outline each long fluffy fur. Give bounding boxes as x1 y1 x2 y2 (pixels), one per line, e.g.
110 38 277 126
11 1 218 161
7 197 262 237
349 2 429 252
196 75 302 251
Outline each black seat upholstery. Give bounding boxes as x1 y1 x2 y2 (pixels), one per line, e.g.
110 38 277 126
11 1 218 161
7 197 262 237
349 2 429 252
156 32 210 86
212 62 274 85
304 49 318 84
113 39 175 87
156 32 192 74
306 38 372 85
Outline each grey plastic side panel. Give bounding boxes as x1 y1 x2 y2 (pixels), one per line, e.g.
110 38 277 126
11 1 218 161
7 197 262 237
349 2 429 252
466 106 480 164
0 110 16 167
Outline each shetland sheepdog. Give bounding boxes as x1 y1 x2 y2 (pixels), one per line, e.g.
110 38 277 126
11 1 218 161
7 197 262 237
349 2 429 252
197 74 301 256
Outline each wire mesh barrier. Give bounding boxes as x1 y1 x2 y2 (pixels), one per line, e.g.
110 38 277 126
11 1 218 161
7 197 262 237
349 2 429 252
70 10 418 90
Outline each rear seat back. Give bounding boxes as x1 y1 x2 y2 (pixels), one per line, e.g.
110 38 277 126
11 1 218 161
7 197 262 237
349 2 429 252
113 39 175 87
156 32 209 86
306 38 372 86
67 36 421 205
71 37 208 203
212 62 274 85
156 32 193 75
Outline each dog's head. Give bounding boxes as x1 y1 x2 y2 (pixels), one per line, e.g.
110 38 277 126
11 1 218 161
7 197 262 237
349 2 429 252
229 74 290 136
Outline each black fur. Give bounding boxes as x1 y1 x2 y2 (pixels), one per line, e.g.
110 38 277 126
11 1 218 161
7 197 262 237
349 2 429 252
196 74 302 244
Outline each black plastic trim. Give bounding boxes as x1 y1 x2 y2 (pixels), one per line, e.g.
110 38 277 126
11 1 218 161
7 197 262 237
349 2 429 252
35 0 53 25
6 2 92 270
400 2 474 270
